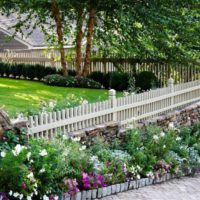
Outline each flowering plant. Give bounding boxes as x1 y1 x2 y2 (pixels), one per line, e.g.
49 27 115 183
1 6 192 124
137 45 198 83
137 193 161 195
81 172 106 189
63 179 79 197
153 160 171 179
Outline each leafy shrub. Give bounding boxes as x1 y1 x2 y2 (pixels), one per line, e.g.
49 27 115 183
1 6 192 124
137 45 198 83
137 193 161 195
0 62 58 80
135 71 159 91
87 71 104 86
44 74 101 89
68 70 76 76
76 76 101 89
109 72 129 91
0 129 28 151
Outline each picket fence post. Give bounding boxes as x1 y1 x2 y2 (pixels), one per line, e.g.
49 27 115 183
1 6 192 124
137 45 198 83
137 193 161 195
109 89 117 121
168 78 174 109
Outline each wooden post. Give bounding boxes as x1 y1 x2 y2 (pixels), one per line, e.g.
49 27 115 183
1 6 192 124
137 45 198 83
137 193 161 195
168 78 174 110
109 89 117 121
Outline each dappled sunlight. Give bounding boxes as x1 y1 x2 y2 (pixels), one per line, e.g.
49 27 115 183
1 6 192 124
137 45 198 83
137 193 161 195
0 83 19 89
36 90 63 98
14 93 41 102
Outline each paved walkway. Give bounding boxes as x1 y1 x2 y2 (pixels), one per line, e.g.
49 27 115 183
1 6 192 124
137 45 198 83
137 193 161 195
102 175 200 200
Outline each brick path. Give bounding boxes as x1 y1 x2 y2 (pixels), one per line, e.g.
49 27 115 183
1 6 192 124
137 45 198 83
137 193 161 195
102 175 200 200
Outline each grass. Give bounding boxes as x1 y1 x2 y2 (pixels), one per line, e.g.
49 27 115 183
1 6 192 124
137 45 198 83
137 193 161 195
0 78 121 117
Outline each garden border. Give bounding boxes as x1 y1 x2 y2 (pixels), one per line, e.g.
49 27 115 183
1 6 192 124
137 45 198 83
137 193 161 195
61 172 192 200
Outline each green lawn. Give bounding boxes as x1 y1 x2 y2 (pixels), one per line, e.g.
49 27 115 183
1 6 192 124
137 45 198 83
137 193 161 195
0 78 117 117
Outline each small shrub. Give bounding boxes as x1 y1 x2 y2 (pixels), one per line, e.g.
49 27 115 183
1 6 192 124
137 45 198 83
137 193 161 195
43 74 101 89
135 71 159 91
76 76 101 89
87 71 104 86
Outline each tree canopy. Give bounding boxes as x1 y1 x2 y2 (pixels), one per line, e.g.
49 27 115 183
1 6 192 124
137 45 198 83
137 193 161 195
0 0 199 76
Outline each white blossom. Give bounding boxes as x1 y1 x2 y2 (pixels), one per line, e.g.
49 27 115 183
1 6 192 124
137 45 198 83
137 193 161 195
176 137 181 141
54 196 59 200
43 195 49 200
39 149 48 157
27 152 31 160
27 172 35 182
160 132 165 137
9 191 13 196
62 135 68 140
13 192 19 198
163 145 166 149
136 174 141 179
27 196 32 200
19 194 23 200
72 137 81 142
79 145 86 151
12 144 26 156
0 151 6 157
39 168 46 173
153 135 159 141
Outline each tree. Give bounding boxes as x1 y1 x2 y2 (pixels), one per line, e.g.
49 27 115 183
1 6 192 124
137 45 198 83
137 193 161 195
0 0 69 75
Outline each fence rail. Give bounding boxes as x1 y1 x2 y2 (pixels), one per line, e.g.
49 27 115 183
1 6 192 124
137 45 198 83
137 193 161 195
0 52 199 86
27 79 200 138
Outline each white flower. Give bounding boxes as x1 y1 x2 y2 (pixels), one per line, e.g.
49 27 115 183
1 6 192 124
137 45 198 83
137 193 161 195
163 145 166 149
13 192 20 198
153 135 159 141
136 174 141 179
72 137 81 142
176 137 181 141
30 159 34 164
160 132 165 137
12 144 26 156
146 171 154 178
27 172 35 182
48 101 56 109
19 194 23 200
27 152 31 160
79 145 86 151
43 195 49 200
34 189 38 195
39 168 46 173
168 122 175 129
0 151 6 157
27 196 32 200
9 191 13 196
81 100 88 105
62 135 68 140
39 149 48 157
54 196 59 200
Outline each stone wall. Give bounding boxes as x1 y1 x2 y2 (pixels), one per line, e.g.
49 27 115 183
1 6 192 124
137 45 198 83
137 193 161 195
68 122 125 145
143 102 200 128
70 102 200 143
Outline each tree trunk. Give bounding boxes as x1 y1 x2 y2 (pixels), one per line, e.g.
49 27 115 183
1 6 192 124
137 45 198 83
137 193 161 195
51 0 68 76
82 7 97 77
75 9 84 77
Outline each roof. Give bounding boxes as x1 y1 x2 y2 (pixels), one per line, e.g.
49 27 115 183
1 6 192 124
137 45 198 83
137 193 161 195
0 14 74 50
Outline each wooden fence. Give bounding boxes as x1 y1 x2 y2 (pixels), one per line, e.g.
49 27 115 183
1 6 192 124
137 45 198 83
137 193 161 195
27 78 200 138
0 51 199 86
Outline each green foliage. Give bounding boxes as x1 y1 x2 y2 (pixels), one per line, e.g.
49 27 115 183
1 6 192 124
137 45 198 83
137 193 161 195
87 71 105 86
44 74 101 89
0 129 28 151
109 72 129 91
0 62 59 80
136 71 159 91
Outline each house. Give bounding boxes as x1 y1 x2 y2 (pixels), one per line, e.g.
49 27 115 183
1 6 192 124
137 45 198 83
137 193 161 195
0 14 74 53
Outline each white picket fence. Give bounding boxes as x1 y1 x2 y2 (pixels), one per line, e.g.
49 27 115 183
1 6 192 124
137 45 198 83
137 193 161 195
28 78 200 138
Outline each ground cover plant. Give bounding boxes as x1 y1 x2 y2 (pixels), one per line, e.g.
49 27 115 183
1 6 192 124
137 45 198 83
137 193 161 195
0 78 115 117
0 122 199 200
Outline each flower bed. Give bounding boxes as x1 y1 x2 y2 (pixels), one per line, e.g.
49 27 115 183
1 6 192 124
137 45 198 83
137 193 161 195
0 122 200 200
